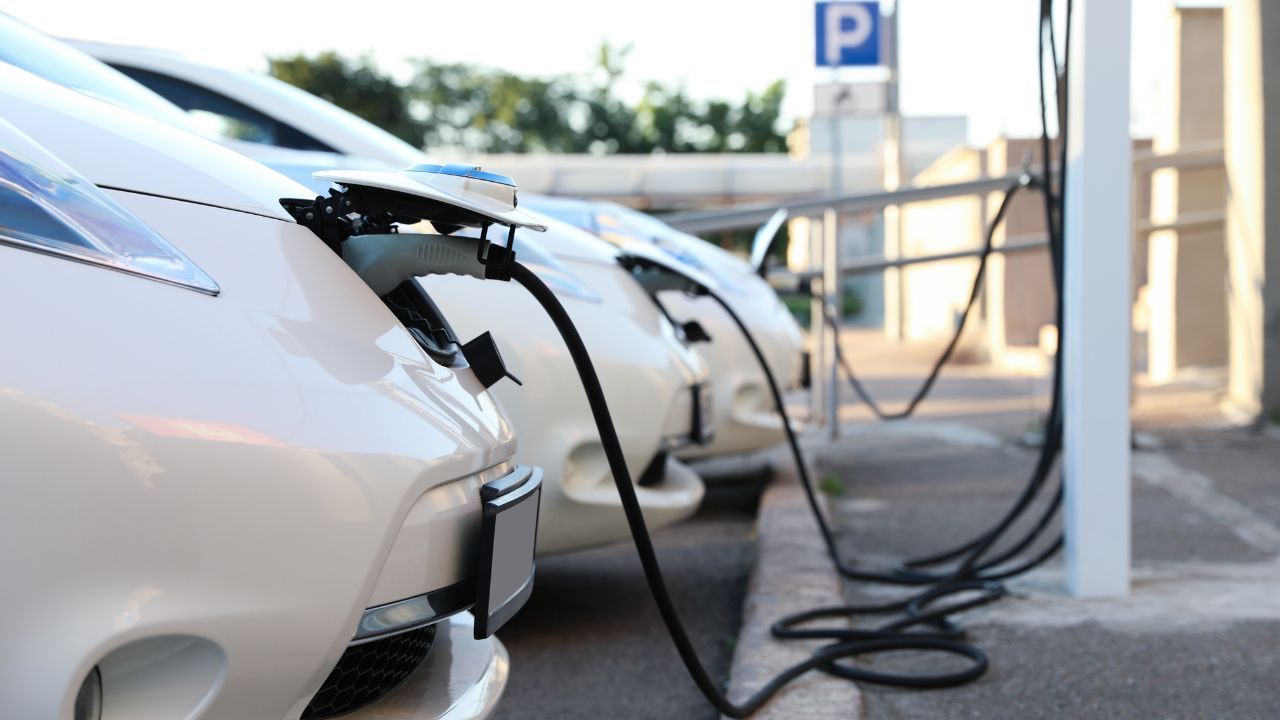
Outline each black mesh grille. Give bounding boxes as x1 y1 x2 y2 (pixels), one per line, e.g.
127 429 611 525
302 624 437 719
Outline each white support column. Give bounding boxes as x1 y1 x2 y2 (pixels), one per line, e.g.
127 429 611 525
809 217 829 428
824 208 842 438
1063 0 1133 597
882 3 906 342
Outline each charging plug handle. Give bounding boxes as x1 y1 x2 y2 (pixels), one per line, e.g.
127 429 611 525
343 233 491 296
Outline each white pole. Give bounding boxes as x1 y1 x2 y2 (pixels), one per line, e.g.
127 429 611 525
809 217 828 428
1063 0 1132 597
824 208 842 438
882 3 906 342
824 17 843 438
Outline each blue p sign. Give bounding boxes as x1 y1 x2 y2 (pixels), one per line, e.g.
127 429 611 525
815 1 881 67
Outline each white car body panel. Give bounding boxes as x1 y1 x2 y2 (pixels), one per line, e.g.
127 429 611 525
527 196 808 458
0 65 517 719
0 62 299 221
66 43 712 552
221 138 397 195
73 42 807 459
421 232 709 553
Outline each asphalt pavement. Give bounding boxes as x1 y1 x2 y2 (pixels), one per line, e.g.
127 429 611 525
493 473 767 720
496 326 1280 720
814 332 1280 720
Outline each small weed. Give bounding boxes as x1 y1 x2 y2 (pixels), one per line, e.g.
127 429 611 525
818 474 844 497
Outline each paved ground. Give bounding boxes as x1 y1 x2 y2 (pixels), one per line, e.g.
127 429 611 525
494 326 1280 720
810 331 1280 719
493 474 766 720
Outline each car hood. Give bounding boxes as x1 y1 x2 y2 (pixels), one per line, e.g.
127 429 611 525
510 209 622 266
227 139 400 196
0 63 309 221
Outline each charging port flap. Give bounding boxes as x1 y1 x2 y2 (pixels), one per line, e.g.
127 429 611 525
313 165 547 232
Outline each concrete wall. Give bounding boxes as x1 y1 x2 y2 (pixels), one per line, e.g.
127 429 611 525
456 152 881 210
893 138 1060 364
463 116 966 212
805 115 970 182
898 147 989 343
985 138 1059 355
1145 7 1229 382
1224 0 1280 419
893 134 1155 370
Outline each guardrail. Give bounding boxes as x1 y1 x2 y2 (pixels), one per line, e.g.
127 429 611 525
666 142 1225 437
664 140 1224 237
663 172 1031 234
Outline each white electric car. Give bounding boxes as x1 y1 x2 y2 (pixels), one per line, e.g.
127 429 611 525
419 212 710 553
1 64 540 720
72 41 808 460
9 26 712 554
524 196 808 458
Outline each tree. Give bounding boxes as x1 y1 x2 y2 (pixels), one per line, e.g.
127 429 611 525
268 52 425 146
409 61 582 153
736 80 788 153
268 45 790 155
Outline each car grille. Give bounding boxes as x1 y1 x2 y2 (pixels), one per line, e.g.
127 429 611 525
301 624 437 719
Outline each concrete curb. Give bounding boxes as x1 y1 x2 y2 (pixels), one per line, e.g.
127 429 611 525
722 450 862 719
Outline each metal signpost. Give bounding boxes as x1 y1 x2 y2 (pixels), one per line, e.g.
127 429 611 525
800 0 1133 597
814 1 883 437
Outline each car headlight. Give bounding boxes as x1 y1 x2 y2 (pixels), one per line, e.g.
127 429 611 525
0 118 218 295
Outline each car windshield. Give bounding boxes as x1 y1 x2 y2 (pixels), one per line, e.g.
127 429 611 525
0 15 196 130
234 71 426 168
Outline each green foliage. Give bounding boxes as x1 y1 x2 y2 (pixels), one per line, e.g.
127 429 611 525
410 60 584 153
268 52 425 146
782 295 812 326
779 286 863 328
818 474 844 498
842 286 864 318
267 43 789 155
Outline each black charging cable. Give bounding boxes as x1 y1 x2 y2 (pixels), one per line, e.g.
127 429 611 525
812 176 1031 424
487 0 1074 710
509 260 999 715
808 0 1072 579
787 176 1067 590
494 160 1066 716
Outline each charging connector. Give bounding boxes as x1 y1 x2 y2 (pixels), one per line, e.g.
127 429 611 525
343 233 490 295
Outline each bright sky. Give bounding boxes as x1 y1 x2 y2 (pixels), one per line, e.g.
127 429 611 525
7 0 1173 146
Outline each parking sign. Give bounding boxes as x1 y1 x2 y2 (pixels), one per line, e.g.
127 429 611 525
815 2 881 67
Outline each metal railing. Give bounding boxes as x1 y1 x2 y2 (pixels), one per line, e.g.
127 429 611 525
771 233 1052 284
660 142 1226 437
663 172 1031 234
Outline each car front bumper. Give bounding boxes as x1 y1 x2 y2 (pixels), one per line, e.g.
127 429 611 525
664 292 805 460
534 453 705 554
419 267 709 556
341 614 509 720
